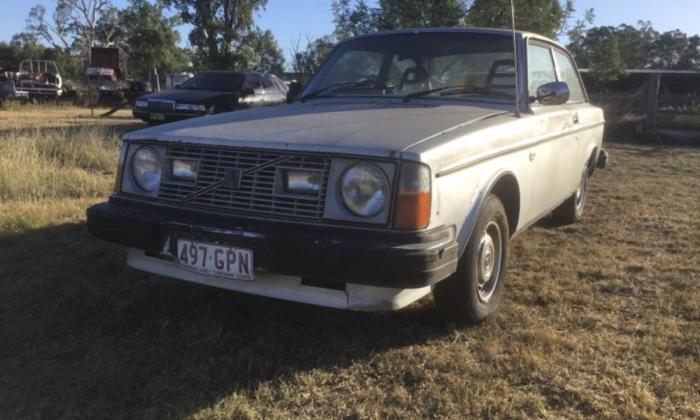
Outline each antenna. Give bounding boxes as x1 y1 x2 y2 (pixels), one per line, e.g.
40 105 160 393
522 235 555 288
510 0 522 117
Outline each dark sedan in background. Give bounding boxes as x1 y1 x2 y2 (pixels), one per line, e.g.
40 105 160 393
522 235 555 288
133 71 288 124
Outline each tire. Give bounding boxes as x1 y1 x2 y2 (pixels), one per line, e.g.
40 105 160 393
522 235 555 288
433 194 509 325
552 166 588 225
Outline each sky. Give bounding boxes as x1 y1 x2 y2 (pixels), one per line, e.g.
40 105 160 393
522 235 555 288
1 0 698 63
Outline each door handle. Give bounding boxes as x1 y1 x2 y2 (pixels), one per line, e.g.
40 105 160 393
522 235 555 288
529 152 536 162
572 113 580 124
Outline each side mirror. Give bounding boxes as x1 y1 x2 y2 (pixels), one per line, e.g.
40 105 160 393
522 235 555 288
240 87 255 97
174 83 182 89
287 81 303 104
535 81 569 106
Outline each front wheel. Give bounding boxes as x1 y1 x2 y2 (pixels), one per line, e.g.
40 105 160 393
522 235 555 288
433 194 509 325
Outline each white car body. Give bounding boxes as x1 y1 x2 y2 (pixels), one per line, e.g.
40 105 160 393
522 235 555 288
88 29 605 314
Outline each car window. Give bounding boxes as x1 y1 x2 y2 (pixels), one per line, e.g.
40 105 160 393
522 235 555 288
243 75 262 90
305 33 516 101
322 50 384 86
553 49 586 103
527 43 557 99
179 72 245 92
271 75 289 93
261 75 274 89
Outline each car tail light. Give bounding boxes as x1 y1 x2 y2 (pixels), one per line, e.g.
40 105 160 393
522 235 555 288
393 162 431 230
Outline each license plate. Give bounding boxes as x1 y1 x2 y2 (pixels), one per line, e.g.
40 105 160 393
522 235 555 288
150 113 165 121
176 240 254 281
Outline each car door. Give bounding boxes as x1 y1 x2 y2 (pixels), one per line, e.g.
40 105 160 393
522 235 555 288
527 40 566 220
551 47 600 180
524 41 575 220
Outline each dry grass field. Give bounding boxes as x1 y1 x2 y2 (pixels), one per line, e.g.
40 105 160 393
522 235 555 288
0 106 698 419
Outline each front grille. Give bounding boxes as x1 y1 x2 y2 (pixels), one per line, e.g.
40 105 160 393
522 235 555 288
157 144 330 221
147 100 175 112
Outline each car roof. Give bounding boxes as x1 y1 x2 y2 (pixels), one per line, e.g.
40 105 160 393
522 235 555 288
199 70 276 78
345 27 565 49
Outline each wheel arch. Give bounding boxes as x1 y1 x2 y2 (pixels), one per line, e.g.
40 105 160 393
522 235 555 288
456 170 521 257
489 172 520 237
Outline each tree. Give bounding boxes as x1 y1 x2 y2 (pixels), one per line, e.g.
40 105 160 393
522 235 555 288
0 33 46 68
331 0 378 40
588 35 626 82
164 0 269 70
239 29 285 74
97 0 188 80
377 0 466 30
466 0 574 39
28 0 113 54
567 22 700 72
290 35 336 76
330 0 467 40
26 3 72 51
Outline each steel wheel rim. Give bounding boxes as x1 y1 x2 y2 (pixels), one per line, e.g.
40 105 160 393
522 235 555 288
477 220 502 302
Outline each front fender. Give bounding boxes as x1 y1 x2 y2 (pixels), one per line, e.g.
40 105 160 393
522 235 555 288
454 169 518 257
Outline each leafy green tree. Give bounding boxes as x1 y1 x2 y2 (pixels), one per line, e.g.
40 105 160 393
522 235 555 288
97 0 189 80
238 29 285 74
588 35 626 82
466 0 574 39
27 0 114 56
377 0 467 30
290 35 336 76
0 33 46 67
331 0 378 40
164 0 269 70
568 22 700 72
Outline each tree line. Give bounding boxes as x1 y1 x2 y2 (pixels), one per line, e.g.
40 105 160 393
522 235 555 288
0 0 697 85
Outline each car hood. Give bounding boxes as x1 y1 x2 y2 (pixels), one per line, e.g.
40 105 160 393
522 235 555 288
125 99 511 158
141 89 233 103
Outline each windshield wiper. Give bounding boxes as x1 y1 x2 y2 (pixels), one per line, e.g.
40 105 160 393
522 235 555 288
403 85 514 102
300 80 386 102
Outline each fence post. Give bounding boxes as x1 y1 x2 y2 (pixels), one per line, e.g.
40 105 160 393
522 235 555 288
645 73 661 138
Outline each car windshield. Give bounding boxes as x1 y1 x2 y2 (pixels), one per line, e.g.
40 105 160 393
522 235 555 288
305 32 516 102
179 72 244 92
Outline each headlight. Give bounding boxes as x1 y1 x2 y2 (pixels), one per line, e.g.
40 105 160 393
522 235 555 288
131 146 162 192
134 100 148 108
175 103 206 112
340 163 389 217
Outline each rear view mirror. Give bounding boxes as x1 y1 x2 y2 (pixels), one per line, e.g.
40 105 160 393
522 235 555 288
287 81 303 104
536 82 569 106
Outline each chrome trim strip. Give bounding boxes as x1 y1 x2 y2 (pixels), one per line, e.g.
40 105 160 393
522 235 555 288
435 121 604 178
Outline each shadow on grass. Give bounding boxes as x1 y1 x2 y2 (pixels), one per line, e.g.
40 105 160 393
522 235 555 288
0 222 445 419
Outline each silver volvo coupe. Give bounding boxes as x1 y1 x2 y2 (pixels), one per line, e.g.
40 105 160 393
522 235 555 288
88 28 607 324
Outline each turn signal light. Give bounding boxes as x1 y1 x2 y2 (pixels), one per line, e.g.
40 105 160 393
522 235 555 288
393 162 431 230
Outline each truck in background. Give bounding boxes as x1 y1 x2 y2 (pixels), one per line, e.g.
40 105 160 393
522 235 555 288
15 60 63 99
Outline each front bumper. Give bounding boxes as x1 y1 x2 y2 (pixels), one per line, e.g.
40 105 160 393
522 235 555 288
86 196 459 289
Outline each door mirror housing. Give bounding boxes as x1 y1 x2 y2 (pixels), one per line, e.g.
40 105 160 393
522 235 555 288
287 81 303 104
535 81 569 106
